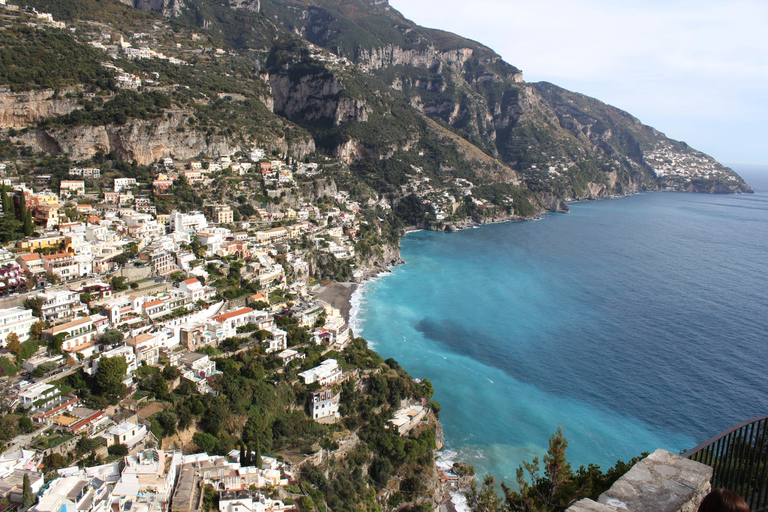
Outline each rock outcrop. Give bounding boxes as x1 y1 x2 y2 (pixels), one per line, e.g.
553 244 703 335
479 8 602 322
0 88 81 129
269 72 371 126
17 113 315 165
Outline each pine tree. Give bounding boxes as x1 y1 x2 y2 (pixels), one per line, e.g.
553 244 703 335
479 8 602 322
22 472 35 508
17 192 26 221
254 439 262 469
240 440 247 466
544 426 571 499
0 183 7 214
23 210 33 236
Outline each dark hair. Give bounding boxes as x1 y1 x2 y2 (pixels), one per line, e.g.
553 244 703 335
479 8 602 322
698 489 750 512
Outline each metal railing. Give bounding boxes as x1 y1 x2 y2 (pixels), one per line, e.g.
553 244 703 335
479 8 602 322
684 414 768 511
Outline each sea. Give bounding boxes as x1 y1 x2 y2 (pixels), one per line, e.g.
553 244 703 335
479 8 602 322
350 165 768 494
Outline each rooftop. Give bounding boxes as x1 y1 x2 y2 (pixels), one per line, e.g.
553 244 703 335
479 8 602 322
212 307 253 323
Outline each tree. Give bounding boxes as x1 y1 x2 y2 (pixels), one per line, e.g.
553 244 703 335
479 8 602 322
22 473 35 508
94 356 128 398
47 333 66 355
23 210 33 237
43 453 68 471
1 184 11 215
465 427 643 512
17 192 26 222
193 433 218 454
44 271 60 285
162 364 180 381
23 297 44 319
108 443 129 456
100 329 124 346
467 475 501 512
18 416 34 433
76 435 102 455
253 438 262 468
30 320 44 340
156 411 178 437
111 276 128 291
6 333 20 356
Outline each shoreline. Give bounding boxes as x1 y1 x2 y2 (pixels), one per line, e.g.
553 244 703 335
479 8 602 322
313 281 358 323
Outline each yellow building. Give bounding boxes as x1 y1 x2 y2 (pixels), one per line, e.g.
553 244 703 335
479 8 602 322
16 235 65 251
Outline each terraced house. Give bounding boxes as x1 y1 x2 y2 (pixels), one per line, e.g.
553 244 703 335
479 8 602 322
44 316 100 358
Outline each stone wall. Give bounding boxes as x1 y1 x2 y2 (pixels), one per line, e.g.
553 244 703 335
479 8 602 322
118 265 153 281
568 450 712 512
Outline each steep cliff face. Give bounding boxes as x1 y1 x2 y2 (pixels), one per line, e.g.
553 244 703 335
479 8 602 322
17 113 315 165
269 72 370 125
120 0 186 17
0 88 81 129
355 238 402 281
357 45 475 73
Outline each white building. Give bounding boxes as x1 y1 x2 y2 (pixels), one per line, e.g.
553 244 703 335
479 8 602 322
170 211 208 233
37 290 87 323
0 307 36 347
264 326 287 354
309 388 339 420
18 382 59 409
210 307 258 339
113 178 137 193
298 359 342 387
125 333 161 366
103 421 148 449
179 352 218 394
44 316 99 358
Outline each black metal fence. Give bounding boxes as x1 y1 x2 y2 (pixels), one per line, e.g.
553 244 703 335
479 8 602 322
684 414 768 511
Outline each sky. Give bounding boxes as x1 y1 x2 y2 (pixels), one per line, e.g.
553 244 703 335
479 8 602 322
387 0 768 167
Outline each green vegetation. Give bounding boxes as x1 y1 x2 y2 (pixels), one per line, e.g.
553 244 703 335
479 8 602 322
0 26 115 91
467 428 646 512
41 91 171 128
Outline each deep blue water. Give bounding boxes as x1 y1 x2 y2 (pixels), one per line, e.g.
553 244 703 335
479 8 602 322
352 166 768 485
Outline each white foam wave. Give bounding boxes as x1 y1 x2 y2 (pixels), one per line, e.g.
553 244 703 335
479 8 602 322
450 490 470 512
436 449 459 471
348 270 395 338
436 449 470 512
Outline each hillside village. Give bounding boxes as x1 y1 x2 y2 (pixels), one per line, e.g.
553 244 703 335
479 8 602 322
0 0 757 510
0 134 453 510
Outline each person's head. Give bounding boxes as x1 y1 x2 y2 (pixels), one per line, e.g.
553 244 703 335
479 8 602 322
698 488 750 512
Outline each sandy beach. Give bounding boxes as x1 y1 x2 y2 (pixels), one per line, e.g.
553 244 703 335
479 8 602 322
314 281 358 323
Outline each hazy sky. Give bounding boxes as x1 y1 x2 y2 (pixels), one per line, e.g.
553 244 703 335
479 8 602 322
388 0 768 166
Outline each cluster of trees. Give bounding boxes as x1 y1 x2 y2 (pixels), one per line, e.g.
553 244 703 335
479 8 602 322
313 252 353 282
0 27 115 91
0 183 33 242
467 428 645 512
473 183 539 217
42 91 171 128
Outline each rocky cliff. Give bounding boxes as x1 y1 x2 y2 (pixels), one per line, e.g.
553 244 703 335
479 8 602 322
17 114 315 165
0 88 81 129
269 72 371 125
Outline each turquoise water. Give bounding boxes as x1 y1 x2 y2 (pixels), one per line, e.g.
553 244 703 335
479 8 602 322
352 166 768 485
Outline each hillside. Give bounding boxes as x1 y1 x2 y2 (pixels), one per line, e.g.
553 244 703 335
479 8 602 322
0 1 752 511
3 0 751 225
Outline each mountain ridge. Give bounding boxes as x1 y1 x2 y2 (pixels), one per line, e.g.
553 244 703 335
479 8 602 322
6 0 754 224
